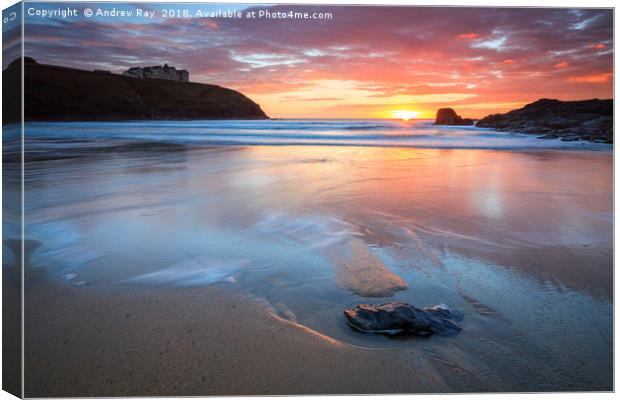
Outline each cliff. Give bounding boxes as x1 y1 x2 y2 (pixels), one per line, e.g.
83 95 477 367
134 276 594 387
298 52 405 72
476 98 612 143
2 59 268 124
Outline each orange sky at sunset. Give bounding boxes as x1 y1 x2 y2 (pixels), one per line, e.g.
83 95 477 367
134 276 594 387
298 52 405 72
22 5 613 119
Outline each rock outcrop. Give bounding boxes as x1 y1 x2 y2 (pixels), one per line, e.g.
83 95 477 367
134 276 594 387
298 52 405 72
476 98 612 143
434 108 474 126
3 58 268 124
344 302 463 336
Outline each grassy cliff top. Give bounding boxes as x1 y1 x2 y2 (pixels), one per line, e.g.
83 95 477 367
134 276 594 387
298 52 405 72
3 59 268 124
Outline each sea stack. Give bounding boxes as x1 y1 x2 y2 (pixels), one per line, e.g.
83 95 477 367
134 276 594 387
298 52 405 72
434 108 474 126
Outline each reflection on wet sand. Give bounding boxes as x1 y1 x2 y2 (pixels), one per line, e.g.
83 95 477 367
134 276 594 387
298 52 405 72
23 142 612 394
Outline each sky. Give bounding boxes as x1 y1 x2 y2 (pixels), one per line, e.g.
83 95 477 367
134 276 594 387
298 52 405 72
14 3 614 119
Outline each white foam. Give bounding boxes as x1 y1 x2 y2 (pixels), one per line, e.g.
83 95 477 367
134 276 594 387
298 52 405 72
254 211 358 249
124 257 245 287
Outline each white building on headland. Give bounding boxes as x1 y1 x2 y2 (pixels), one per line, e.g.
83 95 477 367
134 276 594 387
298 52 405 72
122 64 189 82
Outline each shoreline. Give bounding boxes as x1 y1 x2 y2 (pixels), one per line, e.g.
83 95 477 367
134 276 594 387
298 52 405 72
6 118 615 153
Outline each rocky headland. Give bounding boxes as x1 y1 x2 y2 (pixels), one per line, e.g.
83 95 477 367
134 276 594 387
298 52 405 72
476 98 612 143
3 58 268 124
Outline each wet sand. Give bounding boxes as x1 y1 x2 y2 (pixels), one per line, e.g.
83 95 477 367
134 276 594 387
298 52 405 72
328 239 408 297
19 141 613 395
25 280 452 397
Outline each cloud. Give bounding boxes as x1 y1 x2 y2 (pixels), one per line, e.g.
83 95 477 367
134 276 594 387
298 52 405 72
22 5 613 117
458 33 480 40
566 72 612 83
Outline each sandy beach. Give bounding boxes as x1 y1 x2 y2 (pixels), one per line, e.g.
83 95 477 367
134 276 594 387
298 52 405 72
17 120 613 395
25 281 456 397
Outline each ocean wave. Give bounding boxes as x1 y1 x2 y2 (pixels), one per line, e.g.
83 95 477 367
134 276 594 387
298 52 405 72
21 119 613 152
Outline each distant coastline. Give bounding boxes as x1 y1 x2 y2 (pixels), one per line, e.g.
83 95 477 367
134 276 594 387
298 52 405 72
2 58 268 124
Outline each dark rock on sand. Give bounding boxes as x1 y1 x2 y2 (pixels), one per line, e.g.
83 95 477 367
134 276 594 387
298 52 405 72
476 98 613 143
344 302 463 336
434 108 474 126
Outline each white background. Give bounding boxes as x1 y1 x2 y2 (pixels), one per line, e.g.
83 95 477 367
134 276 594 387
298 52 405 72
0 0 616 399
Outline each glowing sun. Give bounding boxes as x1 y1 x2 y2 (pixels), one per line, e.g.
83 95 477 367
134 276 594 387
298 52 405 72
392 110 420 121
